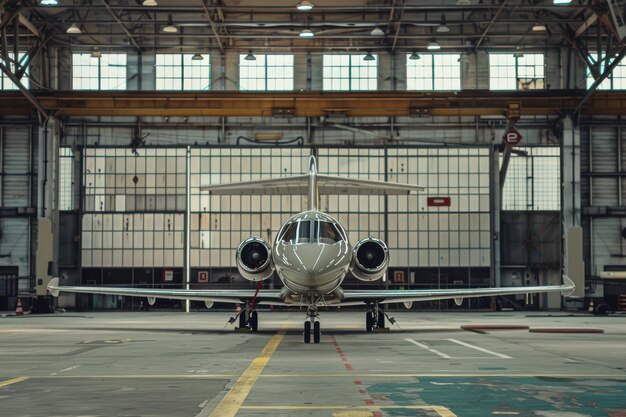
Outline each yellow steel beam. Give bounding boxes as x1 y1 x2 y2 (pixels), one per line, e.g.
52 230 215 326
0 91 624 118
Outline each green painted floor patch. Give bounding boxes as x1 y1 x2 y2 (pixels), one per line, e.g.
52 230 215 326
366 377 626 417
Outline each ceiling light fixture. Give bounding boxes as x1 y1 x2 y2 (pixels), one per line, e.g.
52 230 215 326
436 14 450 33
427 40 440 50
363 52 375 61
143 0 158 5
532 23 547 31
409 52 421 60
91 48 102 58
456 0 471 4
244 51 256 61
192 53 204 61
513 50 524 58
299 28 314 38
370 27 385 36
66 23 82 34
553 0 572 4
162 15 178 33
296 1 314 11
40 0 58 5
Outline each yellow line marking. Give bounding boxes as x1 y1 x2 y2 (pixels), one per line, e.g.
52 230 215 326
240 405 457 416
207 324 287 417
35 374 237 379
0 377 29 388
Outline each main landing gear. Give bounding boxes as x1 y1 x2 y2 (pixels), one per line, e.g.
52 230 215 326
229 302 258 332
304 304 321 344
365 302 394 331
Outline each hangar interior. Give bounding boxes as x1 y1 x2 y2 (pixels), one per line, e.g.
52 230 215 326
1 0 626 313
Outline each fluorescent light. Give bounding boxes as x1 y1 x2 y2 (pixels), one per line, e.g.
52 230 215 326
66 23 82 34
40 0 58 5
163 15 178 33
409 52 420 60
370 27 385 36
553 0 572 4
532 23 547 31
427 41 440 50
191 53 204 61
456 0 471 4
513 51 524 58
91 48 102 58
244 51 256 61
299 29 314 37
296 1 314 11
143 0 158 5
363 52 375 61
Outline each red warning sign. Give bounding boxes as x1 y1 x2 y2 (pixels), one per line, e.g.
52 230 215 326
503 127 522 145
427 197 451 207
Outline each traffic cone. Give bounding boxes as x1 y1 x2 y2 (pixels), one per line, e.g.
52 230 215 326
15 299 24 316
588 299 594 313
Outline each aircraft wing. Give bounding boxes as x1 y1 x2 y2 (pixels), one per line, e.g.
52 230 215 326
47 278 286 306
339 275 575 305
201 174 423 195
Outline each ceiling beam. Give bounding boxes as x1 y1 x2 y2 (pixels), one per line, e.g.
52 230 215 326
100 0 140 51
474 0 508 52
3 90 625 119
200 0 224 53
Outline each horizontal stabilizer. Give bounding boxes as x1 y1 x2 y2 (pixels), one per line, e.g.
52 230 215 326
201 174 423 195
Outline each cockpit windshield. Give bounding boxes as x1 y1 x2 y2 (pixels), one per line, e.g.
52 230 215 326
281 220 343 244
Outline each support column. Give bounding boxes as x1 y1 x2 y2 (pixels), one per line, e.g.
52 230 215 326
34 118 60 312
184 145 191 313
491 146 501 288
562 117 584 299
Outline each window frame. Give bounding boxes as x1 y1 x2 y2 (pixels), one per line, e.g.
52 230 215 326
489 52 545 91
72 53 128 91
155 53 211 91
0 53 30 90
406 53 461 91
322 54 378 91
585 53 626 90
238 54 294 91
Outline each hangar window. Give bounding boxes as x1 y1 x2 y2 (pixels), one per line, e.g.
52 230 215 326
0 53 29 90
489 53 544 91
239 54 294 91
585 53 626 90
406 53 461 91
502 147 560 210
322 54 377 91
72 53 127 90
59 147 74 211
156 54 211 90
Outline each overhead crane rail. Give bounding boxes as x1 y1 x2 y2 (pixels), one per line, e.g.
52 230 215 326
0 90 625 118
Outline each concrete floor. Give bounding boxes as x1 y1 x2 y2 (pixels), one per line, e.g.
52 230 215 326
1 310 625 417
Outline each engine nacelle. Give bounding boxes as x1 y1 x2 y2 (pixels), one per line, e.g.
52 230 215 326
236 237 274 282
351 238 389 282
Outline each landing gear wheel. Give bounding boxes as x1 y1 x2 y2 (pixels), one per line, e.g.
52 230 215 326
249 311 258 332
313 321 321 343
376 309 385 329
304 321 311 343
366 311 374 332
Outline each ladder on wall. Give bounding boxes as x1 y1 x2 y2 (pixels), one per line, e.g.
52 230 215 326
619 294 626 312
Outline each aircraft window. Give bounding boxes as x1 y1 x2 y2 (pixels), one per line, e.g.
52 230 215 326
281 220 342 244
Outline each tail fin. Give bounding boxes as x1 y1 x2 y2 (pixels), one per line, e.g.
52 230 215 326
308 155 318 211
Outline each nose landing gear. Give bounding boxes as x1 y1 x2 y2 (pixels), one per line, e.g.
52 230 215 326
304 304 321 343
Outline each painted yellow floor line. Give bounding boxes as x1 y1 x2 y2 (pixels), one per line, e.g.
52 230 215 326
240 405 457 416
0 377 29 388
207 325 287 417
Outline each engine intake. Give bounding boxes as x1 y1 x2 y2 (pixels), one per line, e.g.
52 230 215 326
236 238 274 282
351 238 389 282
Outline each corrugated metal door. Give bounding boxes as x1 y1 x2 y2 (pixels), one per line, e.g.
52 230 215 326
0 126 32 276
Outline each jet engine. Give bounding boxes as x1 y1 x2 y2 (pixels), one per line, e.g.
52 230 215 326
351 238 389 281
236 238 274 282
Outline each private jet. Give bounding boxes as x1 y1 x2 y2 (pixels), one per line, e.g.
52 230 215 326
48 155 574 343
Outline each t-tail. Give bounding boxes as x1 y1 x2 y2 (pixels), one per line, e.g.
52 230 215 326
308 155 318 210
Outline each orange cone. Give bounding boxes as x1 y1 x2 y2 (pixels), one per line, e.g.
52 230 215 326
588 299 594 313
15 299 24 316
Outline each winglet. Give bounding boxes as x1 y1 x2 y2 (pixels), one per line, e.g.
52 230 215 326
561 275 576 297
47 278 60 297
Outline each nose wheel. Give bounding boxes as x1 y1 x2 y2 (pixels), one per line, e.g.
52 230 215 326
304 304 321 343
